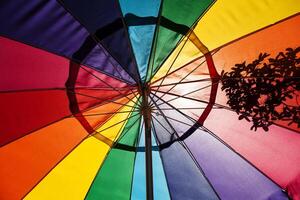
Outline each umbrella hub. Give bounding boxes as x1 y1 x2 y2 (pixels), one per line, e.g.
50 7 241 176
139 84 152 117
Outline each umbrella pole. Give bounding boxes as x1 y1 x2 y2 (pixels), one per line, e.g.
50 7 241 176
140 84 154 200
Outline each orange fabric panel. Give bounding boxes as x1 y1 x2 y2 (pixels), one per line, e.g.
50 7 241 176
212 14 300 73
0 118 88 200
0 97 130 200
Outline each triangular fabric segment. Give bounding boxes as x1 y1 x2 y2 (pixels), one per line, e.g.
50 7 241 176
119 0 161 81
0 0 133 83
85 108 141 200
60 0 140 83
146 0 214 82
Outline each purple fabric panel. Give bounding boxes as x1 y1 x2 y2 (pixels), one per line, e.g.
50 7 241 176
185 129 288 200
83 45 134 83
0 0 134 83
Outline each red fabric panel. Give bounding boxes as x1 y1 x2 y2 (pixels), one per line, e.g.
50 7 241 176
0 90 70 146
77 66 131 89
287 173 300 200
0 37 68 91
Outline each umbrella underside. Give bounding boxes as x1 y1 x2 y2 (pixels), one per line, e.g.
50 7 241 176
0 0 299 200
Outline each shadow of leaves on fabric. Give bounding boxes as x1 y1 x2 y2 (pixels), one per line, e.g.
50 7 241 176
221 47 300 131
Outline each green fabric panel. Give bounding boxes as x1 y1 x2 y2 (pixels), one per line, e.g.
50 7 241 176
85 112 141 200
146 0 214 81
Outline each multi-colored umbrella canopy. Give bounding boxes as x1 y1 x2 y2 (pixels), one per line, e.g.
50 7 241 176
0 0 300 200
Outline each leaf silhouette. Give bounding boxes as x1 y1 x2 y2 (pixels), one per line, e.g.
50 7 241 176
221 47 300 131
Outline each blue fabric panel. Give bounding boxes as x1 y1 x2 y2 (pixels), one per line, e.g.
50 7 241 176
152 112 218 200
60 0 140 83
119 0 161 81
152 129 171 200
131 124 146 200
131 121 170 200
0 0 134 83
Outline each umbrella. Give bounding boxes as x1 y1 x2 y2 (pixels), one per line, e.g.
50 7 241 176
0 0 299 200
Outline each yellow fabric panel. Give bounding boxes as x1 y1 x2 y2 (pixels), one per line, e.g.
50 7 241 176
152 0 300 81
152 36 199 82
195 0 300 50
24 101 135 200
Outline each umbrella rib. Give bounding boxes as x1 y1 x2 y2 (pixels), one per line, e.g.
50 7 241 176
0 86 137 94
152 76 300 89
69 90 137 108
94 113 140 134
152 112 194 127
79 66 139 105
149 94 221 199
151 83 212 107
151 49 218 85
150 54 210 104
89 97 140 139
151 78 212 88
152 107 221 111
151 25 193 98
71 110 138 117
151 114 176 137
151 18 202 99
153 83 232 111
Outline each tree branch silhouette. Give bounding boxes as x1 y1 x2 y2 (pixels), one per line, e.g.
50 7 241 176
221 47 300 131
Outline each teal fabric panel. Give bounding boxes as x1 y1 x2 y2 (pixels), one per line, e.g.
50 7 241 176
119 0 161 81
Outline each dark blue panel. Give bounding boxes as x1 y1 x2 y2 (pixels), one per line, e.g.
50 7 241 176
60 0 140 83
0 0 134 83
